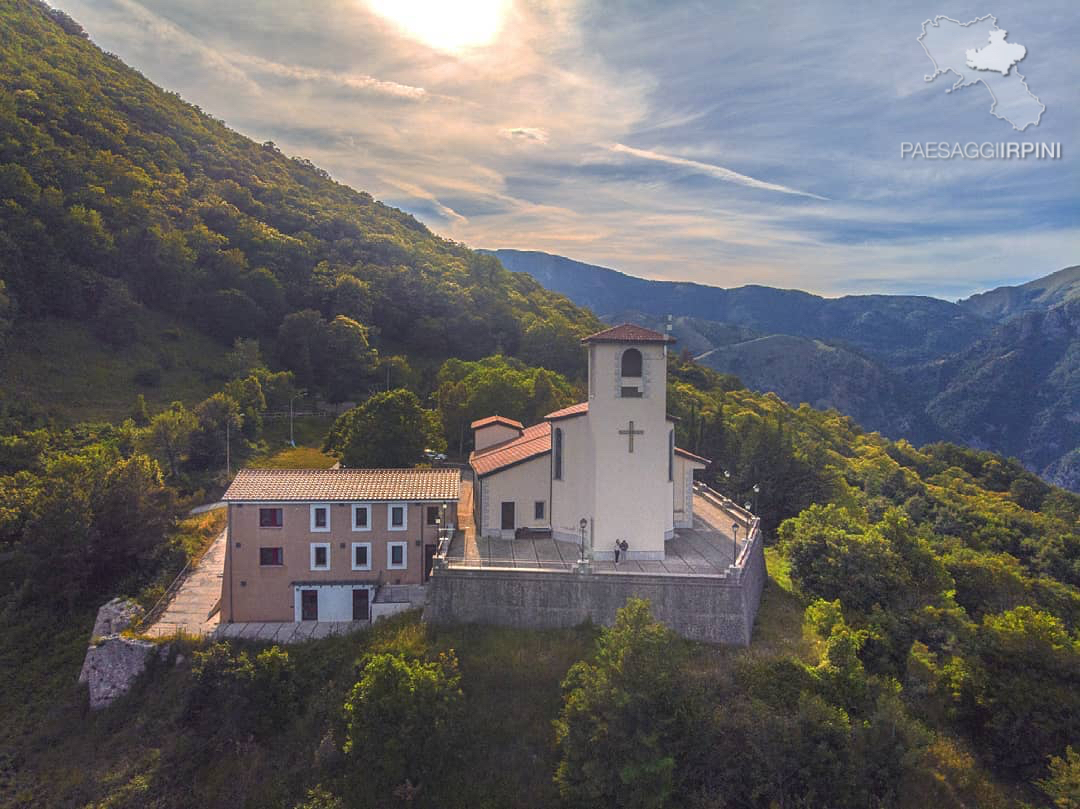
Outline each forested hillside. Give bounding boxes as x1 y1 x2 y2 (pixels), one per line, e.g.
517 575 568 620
0 0 599 426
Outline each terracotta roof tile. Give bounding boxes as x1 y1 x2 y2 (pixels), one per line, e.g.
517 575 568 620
470 415 524 430
470 422 551 477
545 401 589 420
581 323 675 344
543 401 678 423
675 446 711 465
222 468 460 502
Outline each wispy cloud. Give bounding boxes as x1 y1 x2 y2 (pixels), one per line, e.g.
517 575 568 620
502 127 550 143
230 54 428 100
609 143 830 200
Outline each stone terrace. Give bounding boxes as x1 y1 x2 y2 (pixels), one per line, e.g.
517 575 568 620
444 492 744 576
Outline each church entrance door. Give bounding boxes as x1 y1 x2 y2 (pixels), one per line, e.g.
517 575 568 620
501 501 515 531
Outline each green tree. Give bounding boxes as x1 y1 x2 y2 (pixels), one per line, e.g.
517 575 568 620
952 607 1080 776
343 651 463 793
554 599 689 809
1036 746 1080 809
197 288 265 343
188 643 298 740
782 504 909 613
142 402 196 479
325 389 433 468
225 337 263 379
330 273 372 323
91 453 176 582
131 393 150 426
188 393 243 470
324 315 378 402
437 380 470 457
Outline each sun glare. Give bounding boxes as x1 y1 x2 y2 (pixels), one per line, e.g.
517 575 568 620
365 0 511 53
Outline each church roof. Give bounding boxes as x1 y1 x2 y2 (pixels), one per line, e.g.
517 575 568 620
223 468 460 502
675 447 711 466
470 415 524 431
469 422 552 477
545 402 589 421
470 410 708 478
544 401 680 423
581 323 676 344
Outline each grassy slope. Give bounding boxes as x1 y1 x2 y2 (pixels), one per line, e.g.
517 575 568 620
0 314 229 423
2 611 595 808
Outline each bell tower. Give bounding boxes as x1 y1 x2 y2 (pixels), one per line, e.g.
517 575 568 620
582 324 675 560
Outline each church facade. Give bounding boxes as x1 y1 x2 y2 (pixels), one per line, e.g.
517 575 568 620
469 324 708 561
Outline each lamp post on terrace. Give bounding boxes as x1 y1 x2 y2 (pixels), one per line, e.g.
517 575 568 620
752 483 760 514
731 523 739 566
579 518 588 563
289 388 307 447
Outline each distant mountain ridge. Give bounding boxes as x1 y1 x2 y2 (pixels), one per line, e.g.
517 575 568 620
483 250 992 365
488 249 1080 490
959 265 1080 321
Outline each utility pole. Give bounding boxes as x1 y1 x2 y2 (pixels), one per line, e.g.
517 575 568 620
289 389 307 447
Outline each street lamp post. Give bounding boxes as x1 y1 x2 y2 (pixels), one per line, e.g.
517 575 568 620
752 483 760 514
731 523 739 566
288 389 307 448
579 518 587 563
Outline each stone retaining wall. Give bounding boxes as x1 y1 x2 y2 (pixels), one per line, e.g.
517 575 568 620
425 529 766 645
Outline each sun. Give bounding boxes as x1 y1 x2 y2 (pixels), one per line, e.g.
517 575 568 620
365 0 512 53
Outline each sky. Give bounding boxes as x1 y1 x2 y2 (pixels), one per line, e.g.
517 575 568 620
50 0 1080 299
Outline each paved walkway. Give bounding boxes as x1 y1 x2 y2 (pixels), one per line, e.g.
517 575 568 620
214 621 366 643
444 493 740 576
458 473 480 561
144 529 226 638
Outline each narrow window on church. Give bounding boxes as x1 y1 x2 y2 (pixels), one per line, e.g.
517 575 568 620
668 430 674 482
620 348 643 397
553 428 563 480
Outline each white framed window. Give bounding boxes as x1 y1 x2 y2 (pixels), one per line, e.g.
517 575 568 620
388 503 408 531
310 542 331 571
388 541 408 569
310 504 331 532
351 542 372 571
352 503 371 531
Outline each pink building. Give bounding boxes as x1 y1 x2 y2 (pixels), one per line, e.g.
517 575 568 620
221 468 459 623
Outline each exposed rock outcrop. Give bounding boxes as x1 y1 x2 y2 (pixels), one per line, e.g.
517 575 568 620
89 596 144 639
78 598 158 710
78 636 157 710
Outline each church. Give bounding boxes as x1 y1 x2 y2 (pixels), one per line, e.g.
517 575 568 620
469 324 709 561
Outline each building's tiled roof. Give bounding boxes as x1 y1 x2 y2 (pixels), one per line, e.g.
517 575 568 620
469 413 708 477
581 323 675 344
544 401 679 423
469 422 551 477
223 468 460 502
675 447 711 465
545 401 590 421
470 414 524 431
